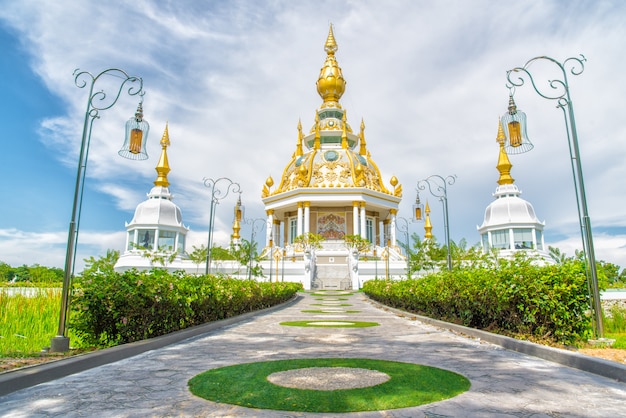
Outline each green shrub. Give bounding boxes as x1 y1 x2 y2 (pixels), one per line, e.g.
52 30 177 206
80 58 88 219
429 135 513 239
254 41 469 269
363 257 593 345
70 269 301 347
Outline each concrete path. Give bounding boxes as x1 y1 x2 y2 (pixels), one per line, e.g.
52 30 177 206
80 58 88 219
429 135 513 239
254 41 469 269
1 291 625 417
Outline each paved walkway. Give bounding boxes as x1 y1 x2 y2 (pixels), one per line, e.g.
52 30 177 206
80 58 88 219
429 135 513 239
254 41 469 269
1 291 626 417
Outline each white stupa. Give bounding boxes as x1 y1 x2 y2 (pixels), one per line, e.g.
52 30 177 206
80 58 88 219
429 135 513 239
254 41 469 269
478 121 550 261
115 124 189 271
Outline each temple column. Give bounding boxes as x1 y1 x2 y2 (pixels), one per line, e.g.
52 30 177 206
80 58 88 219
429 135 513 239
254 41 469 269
383 219 391 246
389 209 397 248
297 202 303 236
266 210 274 247
353 201 360 236
360 203 367 240
304 202 310 234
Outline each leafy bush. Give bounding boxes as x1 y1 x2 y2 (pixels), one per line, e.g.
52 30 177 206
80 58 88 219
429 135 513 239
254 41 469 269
363 256 593 345
70 269 301 347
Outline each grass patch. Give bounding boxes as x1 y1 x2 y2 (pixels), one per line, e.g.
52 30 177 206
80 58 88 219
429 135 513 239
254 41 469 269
188 358 470 412
311 303 352 307
280 320 378 328
301 310 360 314
606 333 626 349
311 292 354 297
0 289 87 356
315 297 349 300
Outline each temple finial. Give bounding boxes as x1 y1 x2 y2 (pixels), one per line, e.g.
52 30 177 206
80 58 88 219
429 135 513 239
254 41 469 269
296 119 303 157
325 23 338 54
153 123 171 187
316 23 346 105
424 202 433 240
496 119 514 185
359 118 367 155
231 194 242 243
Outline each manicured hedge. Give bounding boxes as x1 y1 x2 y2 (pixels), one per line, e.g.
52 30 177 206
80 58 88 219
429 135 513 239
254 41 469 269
363 258 593 345
70 269 302 347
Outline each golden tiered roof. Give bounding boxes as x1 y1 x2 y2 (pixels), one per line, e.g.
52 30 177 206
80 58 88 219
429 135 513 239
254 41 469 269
262 25 401 199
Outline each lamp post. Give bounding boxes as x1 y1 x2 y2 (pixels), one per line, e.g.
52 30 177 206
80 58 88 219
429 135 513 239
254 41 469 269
417 175 456 271
202 177 241 275
51 68 148 353
246 217 267 280
506 55 604 338
396 216 412 278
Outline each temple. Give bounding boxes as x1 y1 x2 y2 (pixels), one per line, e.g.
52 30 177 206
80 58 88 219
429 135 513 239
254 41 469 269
114 124 190 271
477 121 550 261
259 25 406 289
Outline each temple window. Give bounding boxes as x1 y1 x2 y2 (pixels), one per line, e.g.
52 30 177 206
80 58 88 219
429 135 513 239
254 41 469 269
158 230 176 251
513 228 534 249
491 230 510 250
138 229 155 250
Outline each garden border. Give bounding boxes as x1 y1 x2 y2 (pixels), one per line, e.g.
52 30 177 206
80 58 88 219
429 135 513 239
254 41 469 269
0 294 301 397
367 297 626 383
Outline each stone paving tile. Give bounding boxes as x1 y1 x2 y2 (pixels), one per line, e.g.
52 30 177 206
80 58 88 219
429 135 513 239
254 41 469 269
1 292 626 417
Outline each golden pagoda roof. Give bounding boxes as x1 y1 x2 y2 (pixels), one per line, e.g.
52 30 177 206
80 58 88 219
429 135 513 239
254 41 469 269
262 25 401 199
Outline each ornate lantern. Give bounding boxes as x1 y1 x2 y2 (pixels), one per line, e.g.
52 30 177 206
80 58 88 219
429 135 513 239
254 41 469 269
119 101 150 160
500 94 533 154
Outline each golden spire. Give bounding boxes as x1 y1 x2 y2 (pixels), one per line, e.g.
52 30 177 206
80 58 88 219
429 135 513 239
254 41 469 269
231 194 242 241
296 119 304 157
153 123 171 187
424 201 433 240
359 118 367 156
316 23 346 106
496 119 515 185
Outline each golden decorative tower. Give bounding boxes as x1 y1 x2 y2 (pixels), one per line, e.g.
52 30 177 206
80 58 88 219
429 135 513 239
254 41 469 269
424 202 433 240
231 194 243 244
154 123 171 187
496 120 514 185
260 25 404 290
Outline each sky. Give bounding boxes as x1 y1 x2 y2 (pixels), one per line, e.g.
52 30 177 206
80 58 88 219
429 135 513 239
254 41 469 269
1 0 626 272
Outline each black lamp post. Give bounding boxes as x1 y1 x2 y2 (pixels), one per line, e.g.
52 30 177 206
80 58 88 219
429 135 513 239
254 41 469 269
505 55 604 338
202 177 241 275
417 174 456 271
51 68 148 353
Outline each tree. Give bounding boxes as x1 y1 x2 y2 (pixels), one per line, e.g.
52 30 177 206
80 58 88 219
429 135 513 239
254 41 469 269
82 249 120 276
28 264 64 283
548 246 568 264
0 261 14 282
294 233 324 251
408 234 445 274
343 235 372 253
187 245 208 274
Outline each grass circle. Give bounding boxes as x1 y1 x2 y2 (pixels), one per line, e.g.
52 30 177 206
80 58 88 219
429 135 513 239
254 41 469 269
188 358 470 413
280 320 379 328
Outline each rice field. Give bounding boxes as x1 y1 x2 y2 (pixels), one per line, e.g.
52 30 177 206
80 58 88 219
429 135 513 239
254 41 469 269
0 288 84 356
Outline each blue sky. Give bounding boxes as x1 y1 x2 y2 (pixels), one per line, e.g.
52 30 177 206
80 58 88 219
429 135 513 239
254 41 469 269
1 0 626 271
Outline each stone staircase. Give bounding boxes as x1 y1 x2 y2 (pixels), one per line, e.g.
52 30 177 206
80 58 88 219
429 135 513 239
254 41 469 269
312 263 352 290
